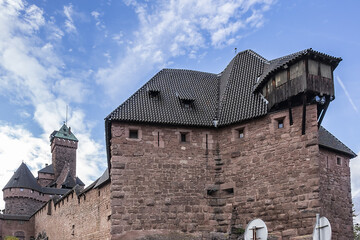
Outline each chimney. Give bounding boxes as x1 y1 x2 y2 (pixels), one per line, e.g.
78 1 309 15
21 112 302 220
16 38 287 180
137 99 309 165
69 127 71 134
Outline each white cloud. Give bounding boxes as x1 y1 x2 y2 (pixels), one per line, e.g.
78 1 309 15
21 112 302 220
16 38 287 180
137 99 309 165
112 32 124 45
91 10 105 29
0 124 50 210
0 0 106 209
64 4 76 33
97 0 275 98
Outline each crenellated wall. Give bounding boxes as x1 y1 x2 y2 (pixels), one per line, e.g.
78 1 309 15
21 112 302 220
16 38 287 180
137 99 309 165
109 104 353 239
33 182 111 240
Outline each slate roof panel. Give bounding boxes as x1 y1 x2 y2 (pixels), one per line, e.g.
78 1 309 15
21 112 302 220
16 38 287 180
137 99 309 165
50 124 78 142
41 187 69 195
3 163 42 192
94 168 109 189
318 126 357 158
38 164 54 174
107 69 219 126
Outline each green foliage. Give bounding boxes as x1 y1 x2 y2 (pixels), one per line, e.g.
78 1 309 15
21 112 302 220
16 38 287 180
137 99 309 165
5 236 19 240
231 227 245 235
355 223 360 240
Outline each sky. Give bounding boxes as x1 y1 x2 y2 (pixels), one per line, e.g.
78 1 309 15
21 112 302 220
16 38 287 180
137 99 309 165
0 0 359 221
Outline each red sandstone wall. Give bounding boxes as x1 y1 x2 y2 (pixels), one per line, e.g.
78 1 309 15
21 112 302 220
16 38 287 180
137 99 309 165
109 104 334 239
319 148 353 239
110 123 216 239
216 104 321 239
51 138 77 180
33 182 111 240
0 217 35 239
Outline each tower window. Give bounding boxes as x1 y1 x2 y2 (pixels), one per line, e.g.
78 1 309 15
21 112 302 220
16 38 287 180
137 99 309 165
337 157 342 166
129 130 138 139
237 128 245 138
277 118 284 129
180 133 187 142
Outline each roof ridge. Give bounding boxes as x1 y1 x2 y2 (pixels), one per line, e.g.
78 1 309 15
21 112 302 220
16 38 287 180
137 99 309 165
245 49 269 63
162 68 217 75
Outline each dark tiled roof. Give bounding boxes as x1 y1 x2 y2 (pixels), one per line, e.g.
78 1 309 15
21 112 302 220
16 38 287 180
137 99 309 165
3 163 42 192
76 177 85 186
62 172 77 189
318 126 357 158
0 214 31 220
107 69 219 126
106 50 268 127
38 164 54 174
41 187 69 195
94 168 109 188
50 124 78 142
253 48 342 92
217 50 268 126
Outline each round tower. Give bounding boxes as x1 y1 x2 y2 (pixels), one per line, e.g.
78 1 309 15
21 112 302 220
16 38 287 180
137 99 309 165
2 163 47 215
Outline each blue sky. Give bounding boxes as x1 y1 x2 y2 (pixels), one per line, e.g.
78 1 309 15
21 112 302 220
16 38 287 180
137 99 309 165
0 0 359 220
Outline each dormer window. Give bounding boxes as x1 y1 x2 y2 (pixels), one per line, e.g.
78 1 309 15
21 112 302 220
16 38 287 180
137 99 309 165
180 99 194 109
147 86 160 98
148 90 160 98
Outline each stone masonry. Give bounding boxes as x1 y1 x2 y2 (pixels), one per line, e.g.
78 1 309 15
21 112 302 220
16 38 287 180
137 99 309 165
109 104 353 239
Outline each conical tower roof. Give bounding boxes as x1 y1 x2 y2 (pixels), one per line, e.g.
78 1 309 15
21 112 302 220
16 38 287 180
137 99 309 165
3 163 42 192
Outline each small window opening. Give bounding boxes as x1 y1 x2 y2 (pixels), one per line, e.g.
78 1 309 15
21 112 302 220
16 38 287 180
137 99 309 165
20 188 24 192
129 129 138 139
180 133 187 142
238 128 245 138
337 157 342 166
277 119 284 129
157 132 160 147
224 188 234 194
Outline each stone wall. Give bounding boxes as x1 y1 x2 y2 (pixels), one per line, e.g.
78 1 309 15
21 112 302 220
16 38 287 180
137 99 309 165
3 188 50 215
110 122 215 239
109 104 350 239
33 182 111 240
216 104 321 239
0 216 35 240
51 138 77 180
5 198 44 216
319 148 353 239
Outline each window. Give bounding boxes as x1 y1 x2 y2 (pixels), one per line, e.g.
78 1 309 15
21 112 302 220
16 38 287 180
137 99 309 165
238 128 245 138
20 188 24 192
277 118 284 129
180 133 187 142
129 129 138 139
337 157 342 166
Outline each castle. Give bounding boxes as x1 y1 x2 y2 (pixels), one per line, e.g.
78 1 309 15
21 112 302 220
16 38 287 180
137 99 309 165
0 49 356 240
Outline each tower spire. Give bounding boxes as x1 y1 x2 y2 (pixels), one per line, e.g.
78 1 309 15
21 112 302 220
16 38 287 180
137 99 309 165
65 105 68 126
